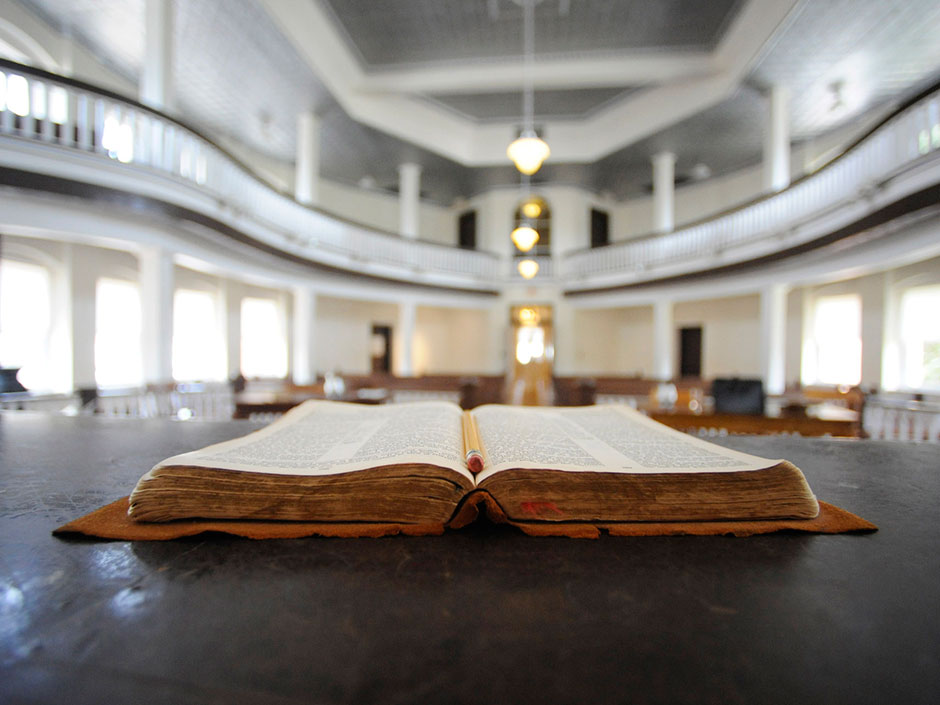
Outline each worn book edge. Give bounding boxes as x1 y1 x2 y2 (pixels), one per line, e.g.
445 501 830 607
53 494 876 541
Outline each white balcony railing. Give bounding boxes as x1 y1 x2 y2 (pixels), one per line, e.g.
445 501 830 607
864 396 940 442
563 90 940 290
1 59 939 293
0 61 499 290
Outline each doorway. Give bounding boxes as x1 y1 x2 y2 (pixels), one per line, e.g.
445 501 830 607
679 326 702 378
371 325 391 374
508 305 554 405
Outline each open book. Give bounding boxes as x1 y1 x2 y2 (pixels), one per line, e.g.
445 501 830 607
128 401 819 526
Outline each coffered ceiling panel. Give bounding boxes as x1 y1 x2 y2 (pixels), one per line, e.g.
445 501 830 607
11 0 940 206
424 87 638 122
319 0 744 68
750 0 940 136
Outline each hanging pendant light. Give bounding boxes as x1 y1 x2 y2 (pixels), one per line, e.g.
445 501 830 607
508 0 548 175
517 259 539 279
511 224 540 252
508 130 550 175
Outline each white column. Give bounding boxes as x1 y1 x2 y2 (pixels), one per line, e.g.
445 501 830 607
760 284 788 395
291 286 317 385
224 282 242 380
295 112 320 206
881 271 901 391
860 274 885 389
66 245 97 390
652 151 676 234
396 301 416 376
398 162 422 238
139 247 174 384
652 299 674 381
800 288 815 387
763 85 790 192
141 0 174 111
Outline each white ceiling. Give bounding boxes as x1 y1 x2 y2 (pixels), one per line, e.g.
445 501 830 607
14 0 940 205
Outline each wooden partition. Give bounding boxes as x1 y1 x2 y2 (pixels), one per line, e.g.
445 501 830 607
255 374 507 410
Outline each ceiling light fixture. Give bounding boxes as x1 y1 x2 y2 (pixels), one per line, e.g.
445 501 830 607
507 0 549 175
517 258 539 279
511 224 540 252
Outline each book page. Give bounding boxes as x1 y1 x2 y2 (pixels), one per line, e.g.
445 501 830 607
473 404 780 483
155 400 473 481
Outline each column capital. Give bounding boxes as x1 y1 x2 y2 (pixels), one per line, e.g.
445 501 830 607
766 84 790 101
398 162 423 176
651 151 676 167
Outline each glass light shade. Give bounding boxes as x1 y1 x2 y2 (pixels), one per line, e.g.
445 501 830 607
511 225 540 253
507 133 550 175
517 259 539 279
521 200 542 219
518 307 539 326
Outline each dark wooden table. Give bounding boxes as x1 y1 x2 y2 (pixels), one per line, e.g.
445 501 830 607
1 412 938 704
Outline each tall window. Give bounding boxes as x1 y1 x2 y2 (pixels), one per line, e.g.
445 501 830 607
804 294 862 386
95 278 142 388
900 285 940 389
172 289 225 382
240 297 287 379
0 259 52 390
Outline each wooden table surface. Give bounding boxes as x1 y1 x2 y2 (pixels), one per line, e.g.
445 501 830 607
1 412 937 704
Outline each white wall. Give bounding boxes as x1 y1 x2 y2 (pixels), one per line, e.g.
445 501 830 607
609 110 894 242
465 184 609 260
314 295 397 375
564 305 655 376
674 295 761 379
566 297 763 380
317 180 455 245
0 0 136 96
413 305 496 375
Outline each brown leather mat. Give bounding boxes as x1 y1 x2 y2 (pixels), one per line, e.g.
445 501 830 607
53 493 876 540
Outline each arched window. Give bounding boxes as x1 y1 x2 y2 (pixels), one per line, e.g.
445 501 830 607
513 196 551 256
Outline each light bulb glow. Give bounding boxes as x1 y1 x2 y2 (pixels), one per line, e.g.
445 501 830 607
521 200 542 219
517 259 539 279
507 133 550 175
511 226 539 253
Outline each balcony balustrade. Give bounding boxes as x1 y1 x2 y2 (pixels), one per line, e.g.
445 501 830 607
1 59 939 293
